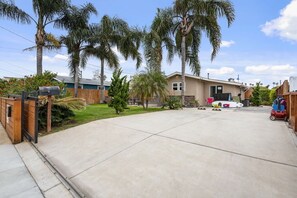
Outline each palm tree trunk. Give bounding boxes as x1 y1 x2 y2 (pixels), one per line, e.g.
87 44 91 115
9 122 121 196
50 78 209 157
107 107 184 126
36 45 43 75
100 58 105 103
146 99 149 109
74 64 79 98
36 24 44 75
181 35 186 106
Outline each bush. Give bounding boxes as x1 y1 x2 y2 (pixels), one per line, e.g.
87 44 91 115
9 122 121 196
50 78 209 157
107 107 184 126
38 104 75 130
163 96 182 109
108 68 130 114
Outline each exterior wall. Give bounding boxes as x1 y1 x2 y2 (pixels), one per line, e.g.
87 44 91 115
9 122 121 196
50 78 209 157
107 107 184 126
204 82 243 101
167 76 205 104
66 83 110 90
166 75 245 105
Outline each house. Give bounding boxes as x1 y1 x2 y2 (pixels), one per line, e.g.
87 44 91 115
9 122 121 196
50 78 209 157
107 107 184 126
166 72 248 106
54 76 111 90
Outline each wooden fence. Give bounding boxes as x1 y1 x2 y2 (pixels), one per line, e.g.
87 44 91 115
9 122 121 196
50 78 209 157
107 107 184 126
67 88 108 104
284 93 297 133
0 97 22 144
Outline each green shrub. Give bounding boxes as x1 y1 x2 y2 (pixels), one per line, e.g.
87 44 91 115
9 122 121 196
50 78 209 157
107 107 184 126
38 104 74 130
163 96 182 109
108 68 130 114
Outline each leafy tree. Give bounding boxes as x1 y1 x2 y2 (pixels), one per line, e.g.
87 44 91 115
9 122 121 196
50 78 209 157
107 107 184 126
269 88 277 104
0 71 65 96
251 83 261 106
153 0 235 105
108 68 130 114
130 69 168 109
84 15 142 103
0 0 30 23
58 3 97 97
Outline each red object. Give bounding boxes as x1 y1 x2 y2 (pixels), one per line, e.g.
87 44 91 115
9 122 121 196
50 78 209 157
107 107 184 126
223 104 230 108
207 97 214 104
270 110 287 121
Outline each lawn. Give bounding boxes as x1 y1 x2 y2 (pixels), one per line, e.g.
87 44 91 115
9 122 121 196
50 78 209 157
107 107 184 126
41 104 165 134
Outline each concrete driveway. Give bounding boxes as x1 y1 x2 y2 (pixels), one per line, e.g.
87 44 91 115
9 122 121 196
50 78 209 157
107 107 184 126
37 107 297 197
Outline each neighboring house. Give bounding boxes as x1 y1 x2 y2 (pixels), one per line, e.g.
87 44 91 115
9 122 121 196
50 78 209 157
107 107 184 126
54 76 111 90
167 72 248 106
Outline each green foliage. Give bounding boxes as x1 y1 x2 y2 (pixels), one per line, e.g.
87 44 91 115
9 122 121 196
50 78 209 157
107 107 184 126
108 68 130 114
38 104 74 130
270 89 277 104
259 87 270 105
0 71 65 97
251 83 261 106
163 96 182 110
130 69 168 109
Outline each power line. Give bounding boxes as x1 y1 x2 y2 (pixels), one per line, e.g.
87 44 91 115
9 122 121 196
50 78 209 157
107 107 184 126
0 25 34 44
0 26 136 76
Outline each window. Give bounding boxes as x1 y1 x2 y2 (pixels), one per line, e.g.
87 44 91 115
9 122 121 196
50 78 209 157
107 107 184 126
173 83 178 91
217 86 223 94
172 82 184 91
210 85 223 97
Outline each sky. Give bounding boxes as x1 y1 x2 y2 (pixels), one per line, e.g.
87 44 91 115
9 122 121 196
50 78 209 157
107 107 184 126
0 0 296 87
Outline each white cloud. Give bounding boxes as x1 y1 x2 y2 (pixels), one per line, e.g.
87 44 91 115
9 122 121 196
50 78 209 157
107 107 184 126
54 54 68 61
29 54 68 63
245 64 296 75
221 40 235 47
206 67 235 75
261 0 297 42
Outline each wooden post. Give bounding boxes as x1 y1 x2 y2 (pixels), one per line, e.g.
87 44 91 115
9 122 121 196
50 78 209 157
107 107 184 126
47 95 52 132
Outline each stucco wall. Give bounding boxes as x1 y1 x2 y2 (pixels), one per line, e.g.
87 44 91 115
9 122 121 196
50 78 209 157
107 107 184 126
167 76 205 104
167 75 245 105
204 82 243 101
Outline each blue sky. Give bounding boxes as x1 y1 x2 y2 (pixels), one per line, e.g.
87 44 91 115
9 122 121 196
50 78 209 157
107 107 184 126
0 0 296 87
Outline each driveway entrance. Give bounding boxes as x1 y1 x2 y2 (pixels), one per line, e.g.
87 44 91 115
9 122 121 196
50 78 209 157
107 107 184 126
37 108 297 197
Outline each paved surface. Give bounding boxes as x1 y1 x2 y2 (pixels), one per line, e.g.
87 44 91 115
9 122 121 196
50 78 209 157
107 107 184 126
37 107 297 197
0 125 43 198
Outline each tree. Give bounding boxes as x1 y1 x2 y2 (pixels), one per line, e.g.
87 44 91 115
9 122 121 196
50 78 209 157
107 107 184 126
0 0 30 23
108 68 130 114
144 9 175 72
130 69 168 109
58 3 97 97
155 0 235 105
84 15 142 103
251 83 261 106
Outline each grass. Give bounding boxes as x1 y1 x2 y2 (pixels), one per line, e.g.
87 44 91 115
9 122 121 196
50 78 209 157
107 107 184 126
41 104 165 135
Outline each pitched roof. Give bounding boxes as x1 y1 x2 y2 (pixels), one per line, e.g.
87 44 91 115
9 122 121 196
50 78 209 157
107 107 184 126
55 76 111 86
167 72 247 88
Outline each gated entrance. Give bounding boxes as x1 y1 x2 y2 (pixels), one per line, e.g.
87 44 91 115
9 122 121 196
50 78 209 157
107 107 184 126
0 91 38 144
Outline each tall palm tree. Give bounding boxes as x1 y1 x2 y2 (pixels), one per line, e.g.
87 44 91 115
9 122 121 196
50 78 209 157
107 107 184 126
1 1 69 75
0 0 30 23
57 3 97 97
156 0 235 105
84 15 142 103
144 8 175 72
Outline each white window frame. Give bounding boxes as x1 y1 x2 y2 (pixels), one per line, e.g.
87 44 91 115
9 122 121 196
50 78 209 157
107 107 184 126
172 82 185 91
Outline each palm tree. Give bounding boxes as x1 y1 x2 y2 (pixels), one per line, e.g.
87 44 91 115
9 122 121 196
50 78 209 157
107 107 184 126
58 3 97 97
84 15 142 103
130 69 168 109
155 0 235 105
0 0 30 23
1 1 69 75
144 8 175 72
